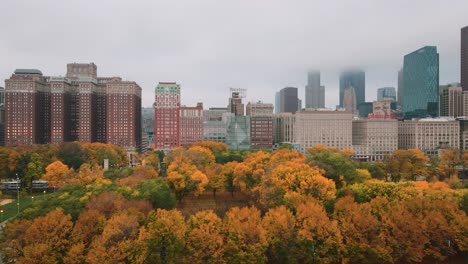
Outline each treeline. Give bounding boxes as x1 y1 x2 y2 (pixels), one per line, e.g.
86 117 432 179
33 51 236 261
0 141 467 263
0 142 128 188
2 188 467 264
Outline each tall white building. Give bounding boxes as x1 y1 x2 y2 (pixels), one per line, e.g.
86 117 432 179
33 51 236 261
294 109 352 152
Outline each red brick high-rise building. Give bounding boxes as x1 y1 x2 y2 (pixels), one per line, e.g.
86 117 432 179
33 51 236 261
154 82 180 150
246 101 273 149
179 102 203 146
5 69 50 145
4 64 141 152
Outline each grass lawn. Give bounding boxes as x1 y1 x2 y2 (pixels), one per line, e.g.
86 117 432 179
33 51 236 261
1 194 48 222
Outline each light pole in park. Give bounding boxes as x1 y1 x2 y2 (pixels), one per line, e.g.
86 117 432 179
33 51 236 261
16 174 20 215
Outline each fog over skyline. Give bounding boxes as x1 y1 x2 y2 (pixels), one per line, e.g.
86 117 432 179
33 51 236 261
1 0 467 108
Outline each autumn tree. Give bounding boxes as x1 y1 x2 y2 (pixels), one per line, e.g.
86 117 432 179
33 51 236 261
74 163 105 185
118 165 158 188
221 161 239 197
184 210 225 263
166 156 208 202
17 209 73 263
192 141 228 153
223 207 268 263
262 206 297 263
42 160 74 188
384 149 429 182
438 148 461 180
137 179 176 209
205 163 225 198
294 200 344 264
137 209 187 263
86 210 141 263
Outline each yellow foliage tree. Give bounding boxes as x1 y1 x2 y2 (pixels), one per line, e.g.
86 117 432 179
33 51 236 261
41 161 73 188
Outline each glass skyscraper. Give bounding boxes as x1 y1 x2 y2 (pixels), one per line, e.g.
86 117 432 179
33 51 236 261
339 70 365 107
377 87 396 101
402 46 439 118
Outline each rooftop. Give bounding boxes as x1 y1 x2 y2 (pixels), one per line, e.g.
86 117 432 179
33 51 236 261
14 69 43 75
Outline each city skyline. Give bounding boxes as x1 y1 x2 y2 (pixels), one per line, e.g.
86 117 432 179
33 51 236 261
1 1 467 109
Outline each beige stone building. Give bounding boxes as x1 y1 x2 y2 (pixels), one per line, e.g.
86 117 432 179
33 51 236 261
398 118 460 155
294 109 352 152
352 119 398 161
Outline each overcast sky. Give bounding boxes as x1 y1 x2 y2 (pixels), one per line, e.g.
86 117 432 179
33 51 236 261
1 0 467 108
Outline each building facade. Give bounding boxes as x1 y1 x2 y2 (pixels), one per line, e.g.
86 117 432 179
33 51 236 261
397 69 404 108
294 109 352 152
226 115 250 150
142 107 155 149
273 112 295 145
352 119 398 161
0 86 5 146
377 87 396 101
228 88 246 116
398 118 459 155
462 26 468 91
403 46 439 118
305 71 325 109
339 70 365 107
439 85 463 117
203 108 229 143
5 64 142 152
179 103 203 146
246 102 273 149
154 82 180 151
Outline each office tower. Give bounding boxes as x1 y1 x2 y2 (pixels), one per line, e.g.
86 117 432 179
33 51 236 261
377 87 396 101
305 71 325 108
352 119 398 161
398 118 459 155
279 87 300 113
343 86 357 113
5 69 50 146
275 91 280 114
228 88 246 116
246 101 273 149
179 102 204 146
462 26 468 90
273 112 295 145
0 86 4 146
439 84 463 117
339 70 365 107
402 46 439 118
459 119 468 150
154 82 180 150
397 69 404 107
294 109 352 152
106 81 142 152
203 107 229 143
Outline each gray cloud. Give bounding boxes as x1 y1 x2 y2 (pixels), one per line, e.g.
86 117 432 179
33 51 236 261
1 0 467 108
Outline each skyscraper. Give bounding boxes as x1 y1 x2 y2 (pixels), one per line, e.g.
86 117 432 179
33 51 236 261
305 71 325 108
279 87 300 113
462 26 468 90
275 91 280 114
402 46 439 118
339 70 365 107
228 88 246 116
343 86 357 114
439 84 463 117
377 87 396 101
154 82 180 150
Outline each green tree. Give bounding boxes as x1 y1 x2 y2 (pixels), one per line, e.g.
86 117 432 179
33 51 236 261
137 179 176 209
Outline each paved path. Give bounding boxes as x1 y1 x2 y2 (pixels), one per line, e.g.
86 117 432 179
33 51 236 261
0 199 13 206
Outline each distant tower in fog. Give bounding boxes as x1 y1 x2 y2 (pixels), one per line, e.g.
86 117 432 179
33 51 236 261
305 71 325 108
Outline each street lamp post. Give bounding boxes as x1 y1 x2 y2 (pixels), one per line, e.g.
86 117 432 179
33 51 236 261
16 174 20 215
31 196 34 203
43 190 46 200
1 209 4 222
